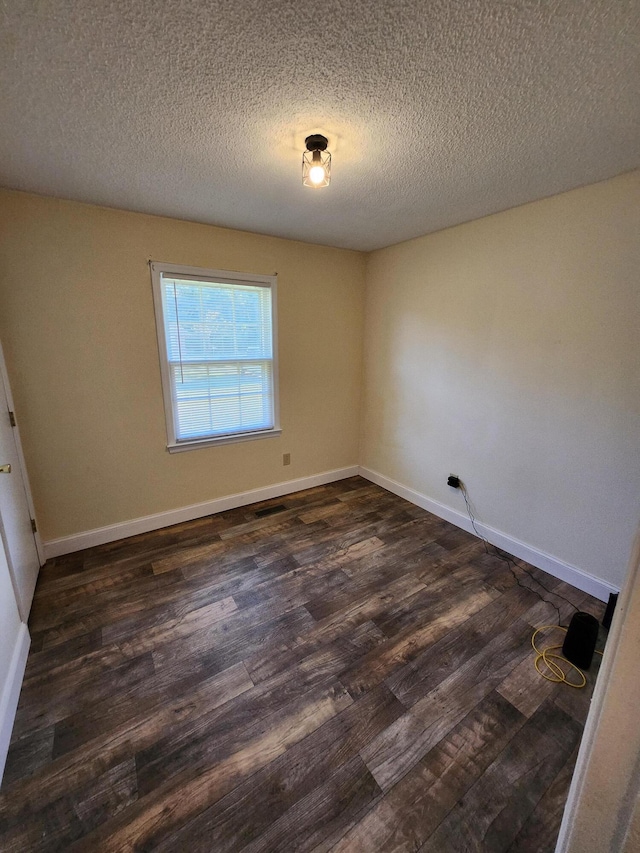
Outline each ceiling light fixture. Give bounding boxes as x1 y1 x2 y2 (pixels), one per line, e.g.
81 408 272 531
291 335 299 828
302 134 331 188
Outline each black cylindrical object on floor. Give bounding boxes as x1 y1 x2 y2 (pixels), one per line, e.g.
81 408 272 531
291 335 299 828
562 611 599 670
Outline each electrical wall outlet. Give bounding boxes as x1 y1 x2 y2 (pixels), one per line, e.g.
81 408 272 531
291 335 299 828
283 453 291 466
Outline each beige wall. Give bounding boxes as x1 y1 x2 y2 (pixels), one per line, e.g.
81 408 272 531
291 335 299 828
361 171 640 588
0 191 366 540
1 174 638 586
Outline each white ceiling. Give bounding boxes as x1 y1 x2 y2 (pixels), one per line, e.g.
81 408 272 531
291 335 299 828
1 1 638 251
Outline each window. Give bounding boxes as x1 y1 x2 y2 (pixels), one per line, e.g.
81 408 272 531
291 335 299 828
151 262 280 451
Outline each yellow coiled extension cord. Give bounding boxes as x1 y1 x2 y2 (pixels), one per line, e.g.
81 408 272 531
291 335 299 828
532 625 603 689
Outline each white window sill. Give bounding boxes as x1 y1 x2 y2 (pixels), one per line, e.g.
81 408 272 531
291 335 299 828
167 428 282 453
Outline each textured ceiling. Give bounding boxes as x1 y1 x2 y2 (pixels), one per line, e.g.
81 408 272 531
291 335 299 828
1 1 638 251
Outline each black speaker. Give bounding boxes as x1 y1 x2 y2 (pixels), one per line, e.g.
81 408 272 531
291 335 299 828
562 611 599 670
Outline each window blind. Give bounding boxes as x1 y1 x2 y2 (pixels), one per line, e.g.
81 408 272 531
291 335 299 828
160 274 275 441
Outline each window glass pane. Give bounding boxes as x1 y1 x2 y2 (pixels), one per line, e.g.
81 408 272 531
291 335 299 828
162 278 272 363
170 361 274 439
156 269 276 445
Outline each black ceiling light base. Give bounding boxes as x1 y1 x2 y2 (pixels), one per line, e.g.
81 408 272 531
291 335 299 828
305 134 328 152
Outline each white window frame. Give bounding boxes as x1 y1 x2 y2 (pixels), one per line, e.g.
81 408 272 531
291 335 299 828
150 261 281 452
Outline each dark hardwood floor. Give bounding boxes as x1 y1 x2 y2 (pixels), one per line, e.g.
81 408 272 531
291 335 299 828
0 477 604 852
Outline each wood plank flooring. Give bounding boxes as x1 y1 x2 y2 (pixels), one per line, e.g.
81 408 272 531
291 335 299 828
0 477 605 852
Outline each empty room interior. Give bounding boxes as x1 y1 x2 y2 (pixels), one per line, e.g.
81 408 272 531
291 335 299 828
0 1 639 851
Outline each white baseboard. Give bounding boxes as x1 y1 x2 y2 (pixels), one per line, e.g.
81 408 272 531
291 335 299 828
43 462 617 602
43 466 360 559
0 622 30 785
359 466 618 603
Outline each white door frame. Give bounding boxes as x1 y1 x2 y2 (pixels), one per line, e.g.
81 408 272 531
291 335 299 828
555 528 640 851
0 343 44 571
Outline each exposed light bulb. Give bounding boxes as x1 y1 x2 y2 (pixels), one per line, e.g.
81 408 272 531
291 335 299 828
303 134 331 188
309 164 326 185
